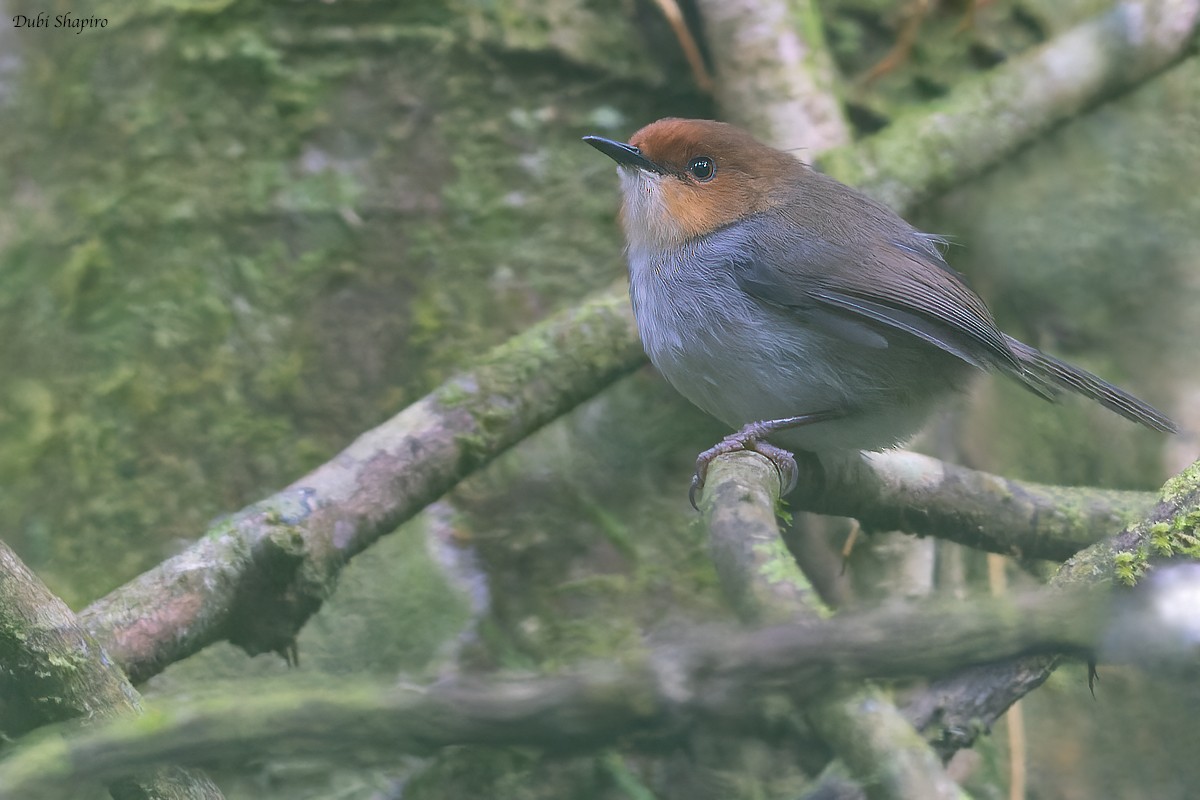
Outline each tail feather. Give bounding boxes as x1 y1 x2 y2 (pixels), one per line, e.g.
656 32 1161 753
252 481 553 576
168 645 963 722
1003 335 1178 434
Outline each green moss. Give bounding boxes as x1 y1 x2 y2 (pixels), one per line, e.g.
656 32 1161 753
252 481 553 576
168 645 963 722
0 0 373 601
45 653 84 671
1113 506 1200 586
1113 550 1145 587
1153 510 1200 557
0 0 681 605
755 538 802 585
0 2 716 796
1160 461 1200 504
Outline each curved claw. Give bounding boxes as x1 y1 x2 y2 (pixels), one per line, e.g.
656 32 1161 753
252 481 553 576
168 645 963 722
687 413 838 508
689 439 799 510
772 449 799 495
689 473 703 511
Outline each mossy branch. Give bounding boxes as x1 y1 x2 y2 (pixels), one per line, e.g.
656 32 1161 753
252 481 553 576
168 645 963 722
818 0 1200 210
700 450 1200 759
0 586 1121 800
79 290 643 683
74 0 1195 686
0 541 223 800
11 467 1197 800
700 454 970 800
906 458 1200 754
790 450 1155 561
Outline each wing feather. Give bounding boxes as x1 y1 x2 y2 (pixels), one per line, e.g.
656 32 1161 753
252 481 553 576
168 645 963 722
731 224 1020 373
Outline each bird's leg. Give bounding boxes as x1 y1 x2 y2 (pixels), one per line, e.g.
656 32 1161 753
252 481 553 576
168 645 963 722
689 410 844 509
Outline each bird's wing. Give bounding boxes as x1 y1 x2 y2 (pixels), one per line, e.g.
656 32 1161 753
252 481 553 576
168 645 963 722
730 222 1177 432
732 231 1024 376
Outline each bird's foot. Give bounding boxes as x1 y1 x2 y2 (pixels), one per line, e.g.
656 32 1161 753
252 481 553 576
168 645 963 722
689 423 799 510
688 412 845 509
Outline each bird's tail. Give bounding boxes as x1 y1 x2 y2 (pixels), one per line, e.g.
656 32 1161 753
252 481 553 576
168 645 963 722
1003 335 1177 434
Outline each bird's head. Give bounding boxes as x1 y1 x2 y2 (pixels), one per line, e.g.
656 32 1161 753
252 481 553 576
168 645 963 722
584 118 804 251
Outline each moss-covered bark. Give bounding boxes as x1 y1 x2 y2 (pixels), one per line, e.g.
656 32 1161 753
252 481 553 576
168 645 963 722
3 1 1199 798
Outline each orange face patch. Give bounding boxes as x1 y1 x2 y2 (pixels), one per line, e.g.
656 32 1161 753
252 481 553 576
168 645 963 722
654 175 739 242
617 118 806 245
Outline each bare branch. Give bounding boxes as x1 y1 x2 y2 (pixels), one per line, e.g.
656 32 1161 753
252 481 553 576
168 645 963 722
695 0 850 150
701 452 827 623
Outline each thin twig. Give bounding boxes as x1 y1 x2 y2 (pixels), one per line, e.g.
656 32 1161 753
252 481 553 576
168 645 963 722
649 0 715 91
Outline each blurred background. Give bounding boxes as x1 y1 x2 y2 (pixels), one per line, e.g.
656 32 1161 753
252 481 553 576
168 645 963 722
1 0 1198 798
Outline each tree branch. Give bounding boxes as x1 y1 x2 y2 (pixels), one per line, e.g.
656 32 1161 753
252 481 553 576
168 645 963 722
79 290 643 683
906 460 1200 756
0 585 1119 800
699 451 1200 760
695 0 851 150
818 0 1200 210
791 450 1155 561
0 541 223 800
74 0 1194 685
700 453 969 800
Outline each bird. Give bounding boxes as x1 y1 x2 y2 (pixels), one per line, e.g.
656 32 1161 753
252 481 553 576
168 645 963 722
583 118 1177 506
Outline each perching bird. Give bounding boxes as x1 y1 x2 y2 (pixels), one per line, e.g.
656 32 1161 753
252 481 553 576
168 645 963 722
584 118 1176 503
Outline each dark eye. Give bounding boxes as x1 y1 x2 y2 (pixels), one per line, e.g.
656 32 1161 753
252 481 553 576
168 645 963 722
687 156 715 182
